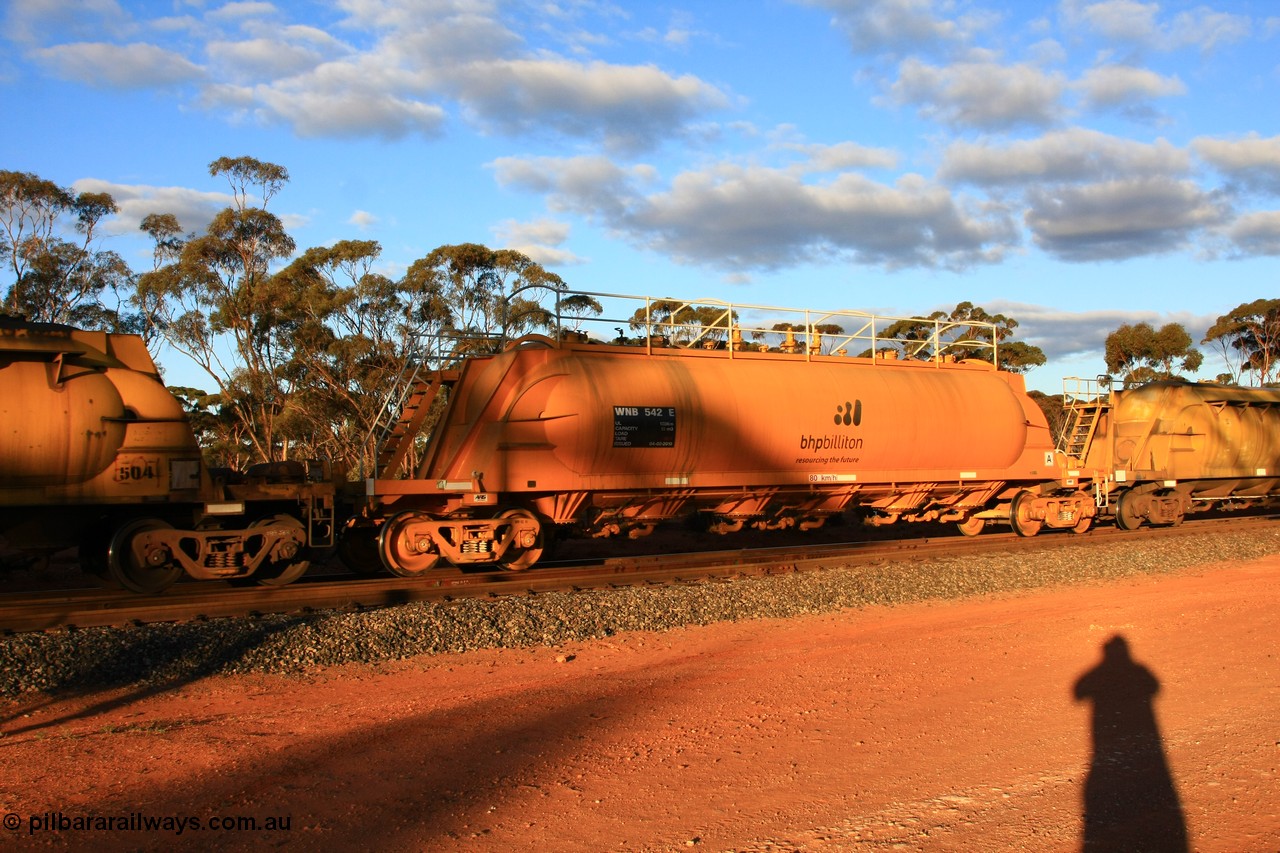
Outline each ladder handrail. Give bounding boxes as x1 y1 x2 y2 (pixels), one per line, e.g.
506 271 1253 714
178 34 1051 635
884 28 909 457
1058 376 1112 460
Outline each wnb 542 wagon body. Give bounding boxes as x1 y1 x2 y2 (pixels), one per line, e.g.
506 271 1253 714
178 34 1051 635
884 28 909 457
362 294 1092 574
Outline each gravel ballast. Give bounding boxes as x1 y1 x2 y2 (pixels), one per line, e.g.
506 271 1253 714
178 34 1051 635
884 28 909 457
3 528 1278 697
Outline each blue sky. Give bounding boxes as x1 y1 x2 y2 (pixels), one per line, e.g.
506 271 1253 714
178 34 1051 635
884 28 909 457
3 0 1278 394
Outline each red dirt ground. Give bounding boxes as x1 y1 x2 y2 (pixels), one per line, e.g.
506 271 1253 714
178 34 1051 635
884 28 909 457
2 554 1278 852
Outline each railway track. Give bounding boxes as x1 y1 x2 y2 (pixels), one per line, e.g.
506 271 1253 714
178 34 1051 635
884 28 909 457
3 514 1275 634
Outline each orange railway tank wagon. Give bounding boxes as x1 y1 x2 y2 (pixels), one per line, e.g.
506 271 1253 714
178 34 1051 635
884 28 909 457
355 292 1096 577
0 317 336 593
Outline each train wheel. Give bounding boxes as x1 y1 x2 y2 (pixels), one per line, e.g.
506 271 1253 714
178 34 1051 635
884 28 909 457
337 525 382 575
957 516 985 537
499 508 544 571
1115 492 1144 531
251 515 311 587
108 518 181 594
378 512 441 577
1010 491 1043 537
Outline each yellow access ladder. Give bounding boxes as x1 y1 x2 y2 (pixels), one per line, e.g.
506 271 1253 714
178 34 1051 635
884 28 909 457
1059 377 1110 463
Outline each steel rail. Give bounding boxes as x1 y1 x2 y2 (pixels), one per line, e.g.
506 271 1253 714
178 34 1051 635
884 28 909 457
1 515 1275 634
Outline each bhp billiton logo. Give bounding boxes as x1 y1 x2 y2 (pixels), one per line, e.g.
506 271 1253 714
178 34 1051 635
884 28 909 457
834 400 862 426
800 399 865 453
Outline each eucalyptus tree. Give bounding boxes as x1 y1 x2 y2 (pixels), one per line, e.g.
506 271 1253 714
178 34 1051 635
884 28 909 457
626 298 685 342
623 300 742 347
133 156 299 462
1202 299 1280 386
274 241 572 472
401 243 566 356
0 169 135 330
557 293 604 334
270 239 438 473
870 302 1045 373
687 305 737 345
1104 322 1203 386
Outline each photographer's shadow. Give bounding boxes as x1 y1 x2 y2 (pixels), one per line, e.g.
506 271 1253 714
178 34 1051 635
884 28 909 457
1073 635 1188 852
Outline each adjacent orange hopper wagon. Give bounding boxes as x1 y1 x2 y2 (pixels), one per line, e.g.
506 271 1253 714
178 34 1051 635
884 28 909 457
363 293 1092 576
1060 377 1280 530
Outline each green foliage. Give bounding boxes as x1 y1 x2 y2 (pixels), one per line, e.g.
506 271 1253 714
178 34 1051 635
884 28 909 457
134 157 302 462
627 298 684 339
996 340 1048 373
1027 391 1067 445
402 242 565 350
1201 298 1280 386
270 239 436 473
1104 322 1203 385
876 302 1046 373
0 170 138 330
628 300 738 346
557 293 604 333
137 184 569 468
208 156 289 209
167 386 249 469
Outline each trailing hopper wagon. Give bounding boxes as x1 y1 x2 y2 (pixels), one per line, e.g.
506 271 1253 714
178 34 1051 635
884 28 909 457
1060 377 1280 529
0 316 336 593
355 293 1096 576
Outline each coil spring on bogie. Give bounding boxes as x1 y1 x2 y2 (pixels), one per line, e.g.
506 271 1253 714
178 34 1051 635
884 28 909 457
203 551 246 569
460 539 494 555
